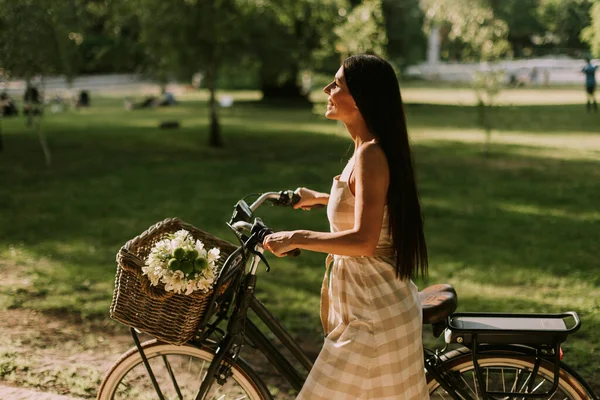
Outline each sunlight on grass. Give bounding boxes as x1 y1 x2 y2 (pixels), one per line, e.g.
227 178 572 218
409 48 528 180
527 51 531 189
311 86 590 106
497 202 600 222
410 128 600 157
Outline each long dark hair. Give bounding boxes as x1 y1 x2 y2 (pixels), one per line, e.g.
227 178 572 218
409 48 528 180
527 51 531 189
343 54 428 281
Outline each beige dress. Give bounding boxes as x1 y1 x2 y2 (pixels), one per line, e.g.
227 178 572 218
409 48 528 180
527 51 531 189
297 156 429 400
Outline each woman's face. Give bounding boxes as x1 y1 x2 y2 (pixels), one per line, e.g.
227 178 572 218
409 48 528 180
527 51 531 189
323 66 359 122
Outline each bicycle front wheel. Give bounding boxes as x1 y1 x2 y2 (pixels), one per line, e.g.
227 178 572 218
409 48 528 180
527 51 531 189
427 347 593 399
97 339 272 400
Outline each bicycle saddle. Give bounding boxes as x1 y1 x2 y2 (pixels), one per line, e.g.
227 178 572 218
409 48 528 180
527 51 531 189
419 284 458 325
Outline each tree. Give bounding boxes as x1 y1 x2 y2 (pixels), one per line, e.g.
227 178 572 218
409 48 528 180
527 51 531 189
421 0 511 156
537 0 592 56
421 0 512 62
581 1 600 57
0 0 84 164
112 0 250 148
489 0 545 58
382 0 427 72
334 0 388 59
243 0 347 103
80 0 145 74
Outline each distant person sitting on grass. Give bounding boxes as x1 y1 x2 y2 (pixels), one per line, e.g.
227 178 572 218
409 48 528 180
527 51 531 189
76 90 90 109
0 92 18 117
582 57 598 112
125 91 177 110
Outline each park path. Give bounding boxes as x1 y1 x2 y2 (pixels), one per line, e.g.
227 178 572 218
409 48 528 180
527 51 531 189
0 384 84 400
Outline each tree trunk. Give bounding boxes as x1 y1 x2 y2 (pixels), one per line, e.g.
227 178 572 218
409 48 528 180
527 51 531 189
206 52 223 148
0 110 3 153
477 101 492 157
25 78 33 127
36 120 52 167
259 62 310 105
38 77 51 167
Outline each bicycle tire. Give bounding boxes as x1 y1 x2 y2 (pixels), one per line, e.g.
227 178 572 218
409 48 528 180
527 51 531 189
427 346 593 399
97 339 272 400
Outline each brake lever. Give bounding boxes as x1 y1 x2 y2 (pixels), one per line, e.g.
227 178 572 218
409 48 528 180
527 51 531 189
250 247 271 272
244 232 271 272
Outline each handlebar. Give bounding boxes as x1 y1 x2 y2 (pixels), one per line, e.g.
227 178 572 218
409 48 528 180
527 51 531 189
229 190 308 258
248 190 300 211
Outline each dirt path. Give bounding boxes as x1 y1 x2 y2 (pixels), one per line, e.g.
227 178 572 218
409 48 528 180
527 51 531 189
0 308 303 399
0 309 134 398
0 383 84 400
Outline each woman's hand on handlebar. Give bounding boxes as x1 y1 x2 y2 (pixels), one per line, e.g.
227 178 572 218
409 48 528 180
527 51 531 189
293 187 329 210
263 231 299 257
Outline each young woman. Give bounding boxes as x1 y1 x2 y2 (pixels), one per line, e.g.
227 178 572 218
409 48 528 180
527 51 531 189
263 54 429 399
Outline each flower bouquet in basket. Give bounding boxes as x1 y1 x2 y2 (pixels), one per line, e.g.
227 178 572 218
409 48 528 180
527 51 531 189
142 229 221 295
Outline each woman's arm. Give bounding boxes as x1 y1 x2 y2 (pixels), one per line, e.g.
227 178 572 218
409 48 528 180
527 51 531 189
293 187 330 209
264 141 389 257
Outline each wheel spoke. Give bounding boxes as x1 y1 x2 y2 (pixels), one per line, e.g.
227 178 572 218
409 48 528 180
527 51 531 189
162 355 183 400
511 369 520 393
460 374 478 398
530 378 546 393
485 368 488 391
518 371 533 398
472 371 479 399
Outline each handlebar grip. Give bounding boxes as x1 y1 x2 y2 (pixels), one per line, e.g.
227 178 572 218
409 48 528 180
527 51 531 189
291 191 325 210
290 191 301 206
257 225 302 257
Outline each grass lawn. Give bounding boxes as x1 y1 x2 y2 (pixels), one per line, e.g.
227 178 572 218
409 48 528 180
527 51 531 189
0 86 599 396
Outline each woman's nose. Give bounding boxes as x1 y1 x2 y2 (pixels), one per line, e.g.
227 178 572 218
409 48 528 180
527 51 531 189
323 83 331 94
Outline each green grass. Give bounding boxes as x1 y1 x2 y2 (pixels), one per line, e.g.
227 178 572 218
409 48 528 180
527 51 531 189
0 87 599 393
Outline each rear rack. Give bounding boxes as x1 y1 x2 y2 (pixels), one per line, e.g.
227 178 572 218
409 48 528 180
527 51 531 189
445 311 581 399
446 311 580 346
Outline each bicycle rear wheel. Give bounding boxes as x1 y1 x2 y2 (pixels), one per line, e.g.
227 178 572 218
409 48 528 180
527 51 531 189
97 339 271 400
427 347 593 399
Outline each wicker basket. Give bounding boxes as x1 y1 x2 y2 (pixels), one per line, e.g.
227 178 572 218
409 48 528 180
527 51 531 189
110 217 239 345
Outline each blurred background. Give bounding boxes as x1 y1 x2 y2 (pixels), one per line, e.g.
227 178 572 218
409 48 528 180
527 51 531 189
0 0 599 398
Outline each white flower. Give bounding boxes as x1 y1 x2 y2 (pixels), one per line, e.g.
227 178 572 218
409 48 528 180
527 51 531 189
142 229 221 295
207 248 220 264
195 240 206 257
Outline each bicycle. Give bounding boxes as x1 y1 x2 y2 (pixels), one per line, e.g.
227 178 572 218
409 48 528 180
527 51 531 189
98 190 598 400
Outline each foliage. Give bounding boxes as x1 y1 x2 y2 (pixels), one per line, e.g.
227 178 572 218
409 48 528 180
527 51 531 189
0 0 83 80
489 0 545 57
537 0 592 56
421 0 512 62
334 0 387 59
382 0 427 71
0 0 87 166
581 1 600 58
241 0 347 99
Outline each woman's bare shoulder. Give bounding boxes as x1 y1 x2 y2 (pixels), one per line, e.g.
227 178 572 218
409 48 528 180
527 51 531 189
355 140 387 169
